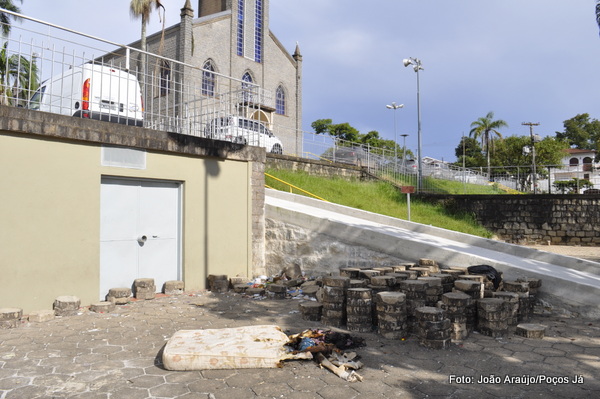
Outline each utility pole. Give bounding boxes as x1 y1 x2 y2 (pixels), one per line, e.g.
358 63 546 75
522 122 540 194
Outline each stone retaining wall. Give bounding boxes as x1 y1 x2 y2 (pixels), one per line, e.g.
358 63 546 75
266 154 371 180
265 218 407 277
435 194 600 246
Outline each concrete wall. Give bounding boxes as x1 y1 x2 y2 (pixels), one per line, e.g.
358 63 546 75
266 189 600 318
0 105 265 313
265 218 407 277
434 194 600 246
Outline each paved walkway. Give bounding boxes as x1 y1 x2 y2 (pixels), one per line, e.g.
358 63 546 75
1 291 599 399
526 245 600 264
266 192 600 316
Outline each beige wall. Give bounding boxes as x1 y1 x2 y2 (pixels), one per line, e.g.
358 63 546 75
0 131 252 313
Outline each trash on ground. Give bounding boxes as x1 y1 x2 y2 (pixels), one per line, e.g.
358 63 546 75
162 326 365 381
286 329 365 381
162 325 310 371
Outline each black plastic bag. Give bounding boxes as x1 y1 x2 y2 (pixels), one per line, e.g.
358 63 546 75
467 265 502 290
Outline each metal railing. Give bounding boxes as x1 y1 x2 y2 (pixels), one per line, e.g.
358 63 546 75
2 9 595 195
0 8 290 153
264 173 328 201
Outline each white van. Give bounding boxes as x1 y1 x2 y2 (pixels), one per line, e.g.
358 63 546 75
28 64 144 127
205 115 283 154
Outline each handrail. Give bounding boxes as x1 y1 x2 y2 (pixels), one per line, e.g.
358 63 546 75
302 152 333 163
264 173 328 202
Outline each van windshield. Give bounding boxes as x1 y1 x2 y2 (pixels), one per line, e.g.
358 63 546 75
28 86 46 110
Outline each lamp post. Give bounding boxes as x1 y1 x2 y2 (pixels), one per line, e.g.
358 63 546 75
386 102 404 172
403 57 424 191
523 122 541 194
400 134 409 169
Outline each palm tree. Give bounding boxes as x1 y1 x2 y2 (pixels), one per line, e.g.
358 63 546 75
469 111 508 179
596 1 600 34
0 0 21 36
129 0 163 80
0 41 39 106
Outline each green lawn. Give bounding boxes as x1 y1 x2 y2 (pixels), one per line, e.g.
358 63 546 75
265 169 493 238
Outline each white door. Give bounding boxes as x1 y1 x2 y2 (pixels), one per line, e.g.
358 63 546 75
100 177 181 300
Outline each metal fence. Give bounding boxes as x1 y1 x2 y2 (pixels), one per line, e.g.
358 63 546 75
0 9 289 154
1 9 594 195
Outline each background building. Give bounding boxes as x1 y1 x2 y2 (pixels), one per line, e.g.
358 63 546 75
123 0 303 155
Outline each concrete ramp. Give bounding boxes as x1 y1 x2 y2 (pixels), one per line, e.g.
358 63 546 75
265 189 600 318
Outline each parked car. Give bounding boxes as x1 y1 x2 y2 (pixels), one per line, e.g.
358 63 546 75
204 115 283 154
402 159 418 174
322 146 370 166
423 162 451 178
27 64 144 126
454 170 483 184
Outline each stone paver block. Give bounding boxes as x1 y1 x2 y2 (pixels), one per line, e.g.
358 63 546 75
133 278 155 289
516 323 546 339
89 301 116 314
0 308 23 328
106 288 132 304
28 309 55 323
322 276 350 288
163 280 185 295
53 296 81 316
454 280 482 291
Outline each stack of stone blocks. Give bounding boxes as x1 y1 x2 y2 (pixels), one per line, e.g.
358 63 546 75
346 288 373 332
295 258 546 349
415 306 452 349
320 276 350 327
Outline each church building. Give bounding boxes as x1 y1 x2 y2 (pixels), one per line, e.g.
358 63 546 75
124 0 303 154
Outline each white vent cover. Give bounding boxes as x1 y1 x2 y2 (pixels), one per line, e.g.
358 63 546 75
101 146 146 169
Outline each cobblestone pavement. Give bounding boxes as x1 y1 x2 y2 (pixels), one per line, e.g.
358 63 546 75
0 291 599 399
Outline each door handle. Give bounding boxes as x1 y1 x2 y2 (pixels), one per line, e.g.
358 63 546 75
137 235 147 244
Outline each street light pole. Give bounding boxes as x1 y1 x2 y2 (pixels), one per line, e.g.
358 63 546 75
386 102 404 172
523 122 541 194
403 57 424 192
400 134 409 169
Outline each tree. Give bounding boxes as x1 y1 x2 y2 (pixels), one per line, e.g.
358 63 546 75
469 111 508 179
491 135 568 191
553 178 593 194
311 118 359 142
492 135 568 167
0 41 39 106
596 0 600 35
130 0 164 79
358 130 414 158
454 136 485 168
555 113 600 158
0 0 21 36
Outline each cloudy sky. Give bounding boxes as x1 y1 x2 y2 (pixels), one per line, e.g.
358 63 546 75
16 0 600 162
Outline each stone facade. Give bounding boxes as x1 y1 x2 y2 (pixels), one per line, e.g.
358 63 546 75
266 154 372 180
123 0 303 154
439 194 600 245
264 218 407 277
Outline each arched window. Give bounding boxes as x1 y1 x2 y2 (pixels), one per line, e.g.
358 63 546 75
236 0 263 63
583 157 593 171
242 72 254 102
160 60 171 96
275 85 286 115
569 158 579 166
202 60 216 97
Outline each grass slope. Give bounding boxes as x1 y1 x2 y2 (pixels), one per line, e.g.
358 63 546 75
266 169 493 238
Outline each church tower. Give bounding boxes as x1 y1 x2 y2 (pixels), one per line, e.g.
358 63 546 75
198 0 231 17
